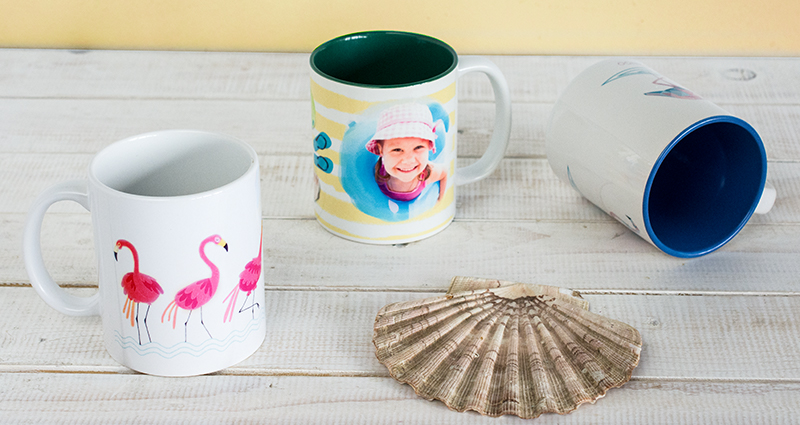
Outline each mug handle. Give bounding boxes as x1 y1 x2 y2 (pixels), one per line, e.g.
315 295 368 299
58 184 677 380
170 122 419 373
23 180 100 316
754 180 777 215
454 56 512 186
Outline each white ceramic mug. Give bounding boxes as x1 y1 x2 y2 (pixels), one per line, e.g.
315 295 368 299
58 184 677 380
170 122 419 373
23 130 266 376
546 59 776 257
310 30 512 244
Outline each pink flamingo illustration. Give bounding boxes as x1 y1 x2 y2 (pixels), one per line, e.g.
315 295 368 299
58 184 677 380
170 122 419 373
114 239 164 345
161 234 228 342
223 229 262 322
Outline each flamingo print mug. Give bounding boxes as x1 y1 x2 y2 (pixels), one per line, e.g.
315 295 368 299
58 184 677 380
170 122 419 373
310 31 512 244
23 130 266 376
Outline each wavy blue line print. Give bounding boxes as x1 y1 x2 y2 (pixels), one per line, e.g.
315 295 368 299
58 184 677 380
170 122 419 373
114 319 262 359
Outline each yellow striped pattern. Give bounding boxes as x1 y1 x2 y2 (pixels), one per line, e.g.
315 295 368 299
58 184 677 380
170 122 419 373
313 113 347 144
311 79 456 116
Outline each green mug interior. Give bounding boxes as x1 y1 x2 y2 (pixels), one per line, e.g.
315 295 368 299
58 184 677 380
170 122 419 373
310 31 457 88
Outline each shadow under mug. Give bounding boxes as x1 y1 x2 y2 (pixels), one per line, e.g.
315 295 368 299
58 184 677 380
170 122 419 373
310 31 512 244
23 130 265 376
546 59 775 257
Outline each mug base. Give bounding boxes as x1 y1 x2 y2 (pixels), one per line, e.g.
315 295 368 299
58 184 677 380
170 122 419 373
105 318 266 377
314 212 455 245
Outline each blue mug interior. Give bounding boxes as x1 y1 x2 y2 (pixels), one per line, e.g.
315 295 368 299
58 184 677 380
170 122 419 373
644 116 767 257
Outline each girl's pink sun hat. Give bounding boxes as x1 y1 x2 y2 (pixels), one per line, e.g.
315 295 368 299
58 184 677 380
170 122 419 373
366 103 443 155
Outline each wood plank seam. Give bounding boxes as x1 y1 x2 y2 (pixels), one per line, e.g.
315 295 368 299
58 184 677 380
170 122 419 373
4 284 800 296
3 366 800 386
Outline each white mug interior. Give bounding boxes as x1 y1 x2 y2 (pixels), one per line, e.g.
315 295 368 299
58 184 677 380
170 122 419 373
91 130 255 197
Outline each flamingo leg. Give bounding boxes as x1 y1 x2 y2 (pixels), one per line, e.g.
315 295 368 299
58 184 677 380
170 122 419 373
183 309 213 342
135 303 142 345
239 293 260 319
143 304 152 344
200 308 213 340
184 310 192 343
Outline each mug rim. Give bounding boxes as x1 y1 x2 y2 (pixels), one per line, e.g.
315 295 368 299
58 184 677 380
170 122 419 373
310 30 458 89
642 115 767 258
89 129 259 201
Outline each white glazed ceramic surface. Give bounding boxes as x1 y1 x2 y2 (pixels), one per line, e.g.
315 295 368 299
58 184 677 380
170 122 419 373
546 59 770 257
310 32 511 244
24 130 265 376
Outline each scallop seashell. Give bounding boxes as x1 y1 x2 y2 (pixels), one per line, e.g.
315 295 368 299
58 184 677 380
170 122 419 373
373 276 642 419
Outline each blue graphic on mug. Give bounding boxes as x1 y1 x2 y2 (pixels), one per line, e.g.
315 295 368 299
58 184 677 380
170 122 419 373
609 212 641 235
314 132 332 151
603 66 701 100
340 101 450 222
602 66 656 85
566 165 582 194
314 132 334 173
314 155 334 173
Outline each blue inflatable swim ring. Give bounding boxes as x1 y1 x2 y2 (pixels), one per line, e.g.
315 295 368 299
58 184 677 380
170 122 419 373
339 102 449 222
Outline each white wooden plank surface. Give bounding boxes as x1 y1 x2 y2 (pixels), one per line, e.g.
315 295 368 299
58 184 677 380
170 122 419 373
1 49 799 423
2 99 800 161
4 154 799 221
3 216 800 291
1 156 798 290
3 287 800 381
2 374 798 424
2 51 800 105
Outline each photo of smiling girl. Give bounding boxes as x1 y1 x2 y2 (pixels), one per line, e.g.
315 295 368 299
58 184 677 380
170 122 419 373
365 103 448 202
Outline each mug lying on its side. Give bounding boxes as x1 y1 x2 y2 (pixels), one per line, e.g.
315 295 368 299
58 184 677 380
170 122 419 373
546 59 776 257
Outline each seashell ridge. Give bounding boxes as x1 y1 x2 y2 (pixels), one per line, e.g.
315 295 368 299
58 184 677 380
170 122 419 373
373 276 642 419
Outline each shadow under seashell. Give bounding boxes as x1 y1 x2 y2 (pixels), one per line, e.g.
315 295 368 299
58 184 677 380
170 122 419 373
373 276 642 419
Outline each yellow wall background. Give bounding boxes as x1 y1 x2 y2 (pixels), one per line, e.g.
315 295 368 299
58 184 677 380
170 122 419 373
1 0 798 55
